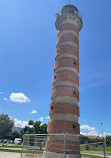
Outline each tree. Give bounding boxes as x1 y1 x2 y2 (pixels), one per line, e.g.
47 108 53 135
33 121 41 134
29 120 34 126
22 121 47 135
79 135 90 144
0 113 14 138
106 135 111 146
11 131 20 140
40 123 47 134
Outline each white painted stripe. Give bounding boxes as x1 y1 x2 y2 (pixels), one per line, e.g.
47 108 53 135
61 19 78 27
53 81 78 88
59 30 78 38
54 67 78 75
57 41 78 48
43 152 81 158
47 134 79 142
52 96 78 105
50 113 78 122
55 54 78 60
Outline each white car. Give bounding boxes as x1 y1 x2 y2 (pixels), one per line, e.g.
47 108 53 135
14 138 21 145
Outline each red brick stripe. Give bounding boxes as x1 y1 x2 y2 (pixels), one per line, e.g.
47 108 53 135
53 71 79 86
49 103 79 116
56 44 79 60
45 140 80 154
57 33 79 47
47 121 80 134
51 86 79 100
60 23 79 33
54 58 79 73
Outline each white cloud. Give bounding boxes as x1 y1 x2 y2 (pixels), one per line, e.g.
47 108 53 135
44 116 50 120
38 116 50 122
80 124 111 137
10 92 30 103
31 110 37 114
99 132 111 137
80 125 99 136
14 119 28 128
4 98 8 101
80 125 96 131
0 92 3 94
38 117 44 122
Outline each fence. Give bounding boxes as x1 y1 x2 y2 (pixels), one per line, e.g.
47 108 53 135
21 134 110 158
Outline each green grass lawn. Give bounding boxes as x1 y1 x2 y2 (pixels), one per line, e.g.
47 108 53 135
81 145 111 151
0 144 111 157
0 149 43 154
0 145 22 148
82 154 103 158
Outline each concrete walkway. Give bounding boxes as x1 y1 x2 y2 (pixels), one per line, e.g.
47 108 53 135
0 152 43 158
0 152 21 158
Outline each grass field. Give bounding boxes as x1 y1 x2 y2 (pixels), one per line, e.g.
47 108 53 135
0 144 111 157
82 154 103 158
81 144 111 151
0 145 22 148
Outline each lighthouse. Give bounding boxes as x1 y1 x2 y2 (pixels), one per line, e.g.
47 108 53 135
43 4 83 158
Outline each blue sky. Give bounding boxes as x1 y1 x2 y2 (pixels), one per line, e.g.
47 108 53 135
0 0 111 136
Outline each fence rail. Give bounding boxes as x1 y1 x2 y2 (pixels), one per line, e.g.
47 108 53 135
21 134 109 158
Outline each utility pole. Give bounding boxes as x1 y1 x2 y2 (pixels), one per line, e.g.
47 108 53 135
101 122 107 158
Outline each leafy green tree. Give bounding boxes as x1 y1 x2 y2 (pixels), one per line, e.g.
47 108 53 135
11 131 20 140
29 120 34 126
33 121 41 134
0 113 14 138
106 135 111 146
40 123 47 134
79 135 90 144
21 121 47 135
23 126 35 134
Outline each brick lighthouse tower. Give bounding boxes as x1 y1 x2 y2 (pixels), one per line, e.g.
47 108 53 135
43 4 83 158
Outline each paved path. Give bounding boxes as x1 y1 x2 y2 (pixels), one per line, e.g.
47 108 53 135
0 152 43 158
0 152 21 158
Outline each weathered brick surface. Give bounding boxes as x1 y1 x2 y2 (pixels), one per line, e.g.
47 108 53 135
59 23 79 33
51 86 79 100
56 44 79 60
53 71 79 86
54 57 79 73
45 5 82 155
56 16 79 30
49 103 79 116
47 121 80 134
57 33 79 47
45 140 80 154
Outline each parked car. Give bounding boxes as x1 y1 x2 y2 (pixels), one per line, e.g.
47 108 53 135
14 138 21 145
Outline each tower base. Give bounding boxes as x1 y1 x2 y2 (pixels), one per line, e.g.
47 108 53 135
43 151 81 158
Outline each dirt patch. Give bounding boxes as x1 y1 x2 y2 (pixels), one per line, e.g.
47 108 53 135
0 152 21 158
0 152 43 158
22 154 43 158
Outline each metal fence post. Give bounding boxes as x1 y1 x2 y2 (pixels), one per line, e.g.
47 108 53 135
64 134 66 158
21 135 25 158
103 137 107 158
46 134 48 157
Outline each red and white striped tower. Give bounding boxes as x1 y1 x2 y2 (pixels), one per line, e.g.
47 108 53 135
43 4 83 158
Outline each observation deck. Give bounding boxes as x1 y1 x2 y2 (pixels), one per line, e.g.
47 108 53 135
55 4 83 31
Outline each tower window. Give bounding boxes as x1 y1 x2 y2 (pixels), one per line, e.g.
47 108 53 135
74 62 76 65
57 50 59 53
73 91 76 95
73 124 76 129
54 76 56 79
74 37 77 41
51 106 53 110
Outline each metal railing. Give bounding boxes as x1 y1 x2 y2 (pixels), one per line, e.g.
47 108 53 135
55 9 82 20
21 134 109 158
